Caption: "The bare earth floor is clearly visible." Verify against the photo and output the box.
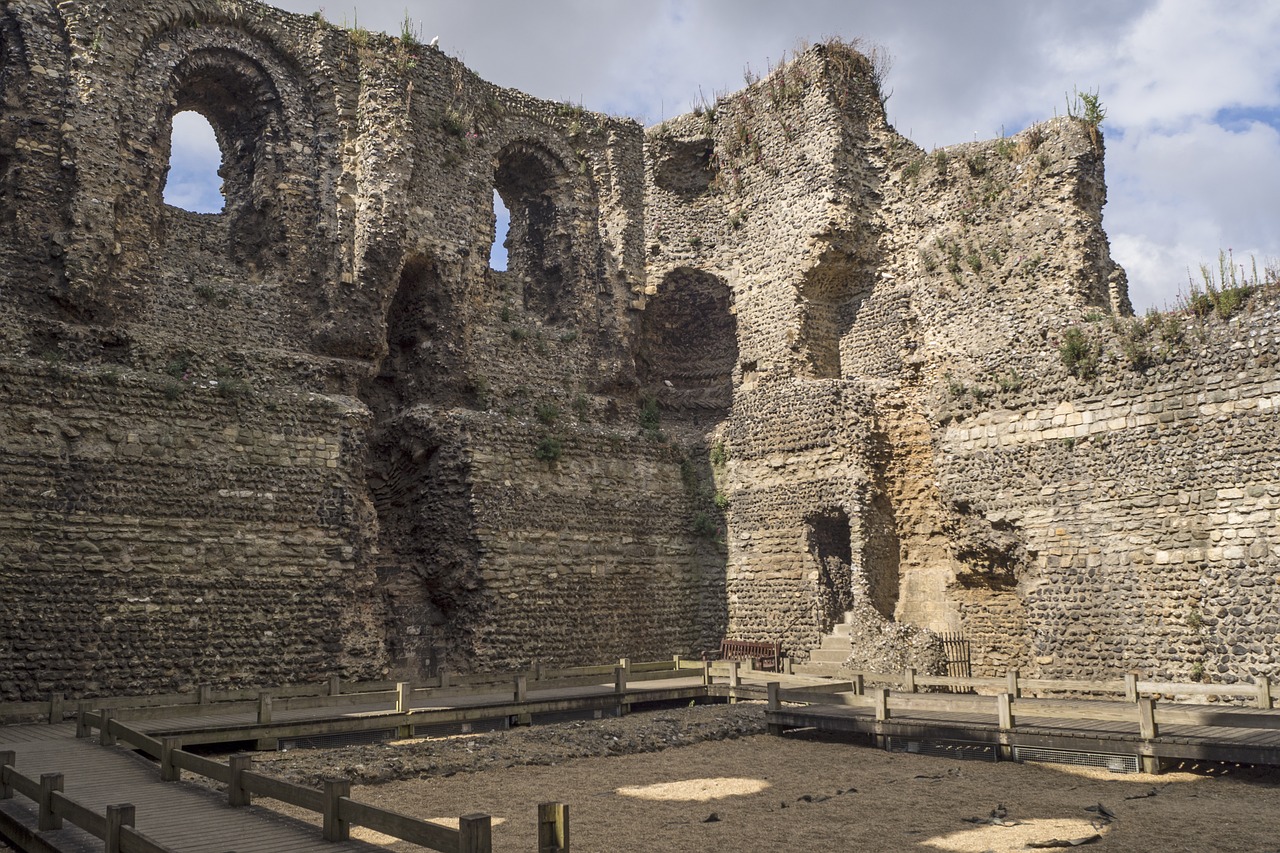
[258,705,1280,853]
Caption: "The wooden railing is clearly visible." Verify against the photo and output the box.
[3,656,709,728]
[0,750,183,853]
[767,669,1280,766]
[797,666,1277,707]
[75,715,575,853]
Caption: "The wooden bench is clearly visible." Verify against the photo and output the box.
[704,639,782,673]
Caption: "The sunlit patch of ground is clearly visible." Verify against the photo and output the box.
[615,777,769,801]
[923,817,1108,852]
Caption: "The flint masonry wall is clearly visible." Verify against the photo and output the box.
[3,0,1278,699]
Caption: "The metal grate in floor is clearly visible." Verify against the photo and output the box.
[1012,745,1139,774]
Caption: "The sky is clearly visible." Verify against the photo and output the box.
[165,0,1280,313]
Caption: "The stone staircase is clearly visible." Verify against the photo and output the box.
[793,612,853,676]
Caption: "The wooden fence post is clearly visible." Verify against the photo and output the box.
[514,674,528,703]
[459,813,493,853]
[874,688,890,722]
[1006,668,1020,698]
[160,737,181,782]
[767,682,780,712]
[257,692,272,725]
[48,692,64,725]
[1137,697,1159,740]
[328,675,342,696]
[0,751,14,799]
[701,660,711,686]
[198,684,211,705]
[997,693,1014,730]
[100,708,117,746]
[672,654,683,671]
[228,754,252,807]
[614,666,629,716]
[538,802,569,853]
[322,778,350,842]
[105,804,135,853]
[38,773,63,831]
[852,673,865,696]
[439,668,450,689]
[1257,676,1273,710]
[1125,672,1139,702]
[396,681,415,738]
[903,667,917,693]
[256,692,277,750]
[618,657,631,674]
[75,702,91,738]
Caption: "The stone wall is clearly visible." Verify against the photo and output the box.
[3,0,1278,699]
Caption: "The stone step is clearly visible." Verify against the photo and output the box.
[818,634,851,651]
[792,661,848,678]
[831,622,852,637]
[808,648,851,664]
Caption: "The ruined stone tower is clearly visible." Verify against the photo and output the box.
[3,0,1278,701]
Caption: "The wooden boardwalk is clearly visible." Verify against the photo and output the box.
[1,663,783,853]
[764,686,1280,771]
[0,724,385,853]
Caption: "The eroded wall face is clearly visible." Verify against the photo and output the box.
[4,0,1278,699]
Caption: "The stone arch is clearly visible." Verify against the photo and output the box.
[492,140,581,326]
[119,23,323,283]
[637,267,737,417]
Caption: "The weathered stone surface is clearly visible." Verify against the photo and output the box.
[1,0,1276,700]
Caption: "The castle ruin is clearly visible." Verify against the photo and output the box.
[2,0,1278,701]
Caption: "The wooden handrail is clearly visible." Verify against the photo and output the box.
[0,752,180,852]
[83,718,502,853]
[771,681,1280,737]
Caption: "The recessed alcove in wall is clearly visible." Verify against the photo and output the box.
[363,253,456,411]
[652,137,716,197]
[863,491,902,621]
[796,260,870,379]
[163,111,224,213]
[637,267,737,415]
[806,509,854,627]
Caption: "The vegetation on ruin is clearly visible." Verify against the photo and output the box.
[1059,326,1100,380]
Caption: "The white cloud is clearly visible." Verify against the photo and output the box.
[164,111,223,213]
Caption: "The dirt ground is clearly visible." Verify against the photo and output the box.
[255,703,1280,853]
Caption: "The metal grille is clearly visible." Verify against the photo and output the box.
[939,632,972,679]
[887,738,998,762]
[1013,745,1139,774]
[280,728,396,750]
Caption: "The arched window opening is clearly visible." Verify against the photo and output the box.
[637,268,737,417]
[493,142,572,324]
[490,189,510,272]
[164,110,224,213]
[160,50,288,264]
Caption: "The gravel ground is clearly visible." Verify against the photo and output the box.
[255,702,766,787]
[246,702,1280,853]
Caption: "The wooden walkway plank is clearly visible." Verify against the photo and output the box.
[0,728,386,853]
